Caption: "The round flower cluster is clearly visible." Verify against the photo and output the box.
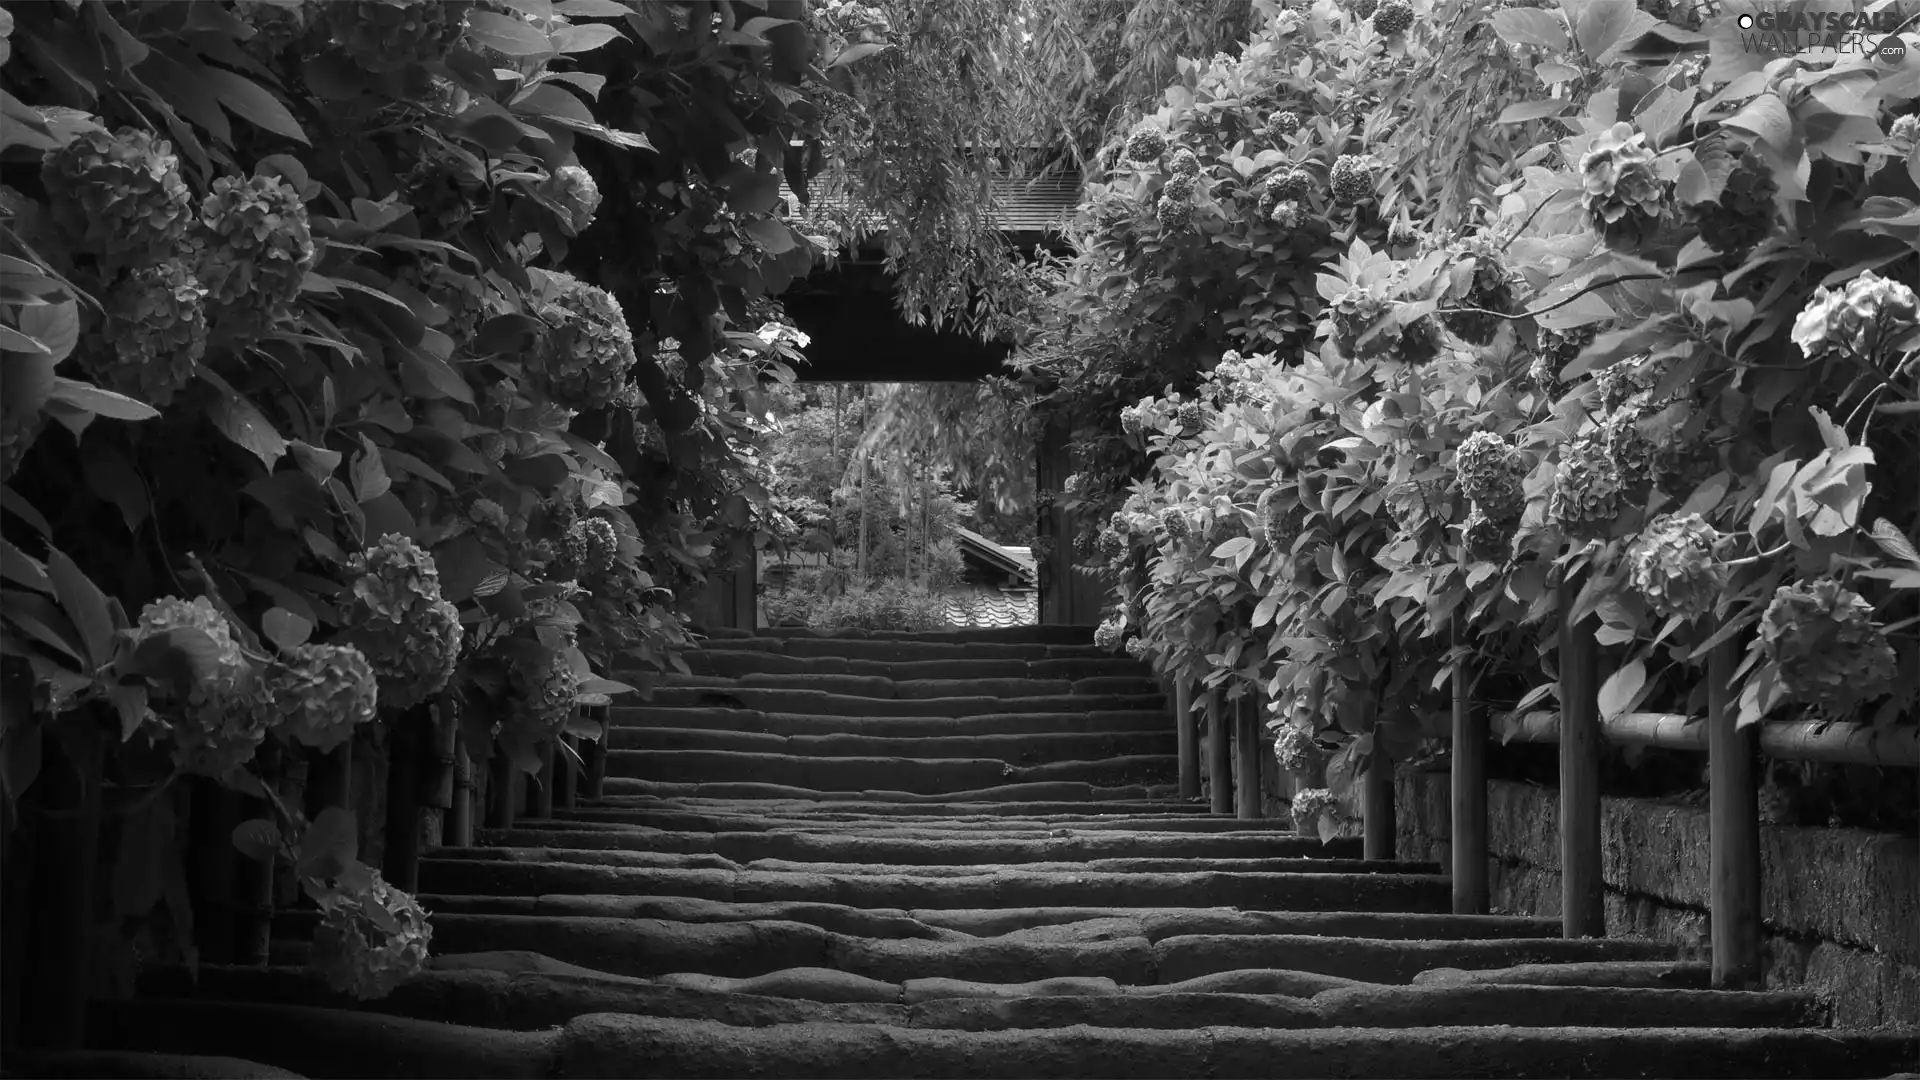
[1269,199,1306,230]
[1261,495,1299,548]
[262,644,379,754]
[339,534,464,710]
[533,273,638,411]
[1454,431,1527,522]
[1625,514,1725,621]
[1329,285,1396,358]
[1267,111,1300,140]
[1685,150,1778,256]
[1372,0,1415,34]
[133,596,268,779]
[1125,123,1167,164]
[1593,353,1672,412]
[1790,270,1919,365]
[1600,408,1659,489]
[1893,114,1920,145]
[193,173,317,334]
[1292,787,1340,827]
[1460,506,1514,562]
[1124,636,1148,659]
[563,516,619,576]
[1157,194,1193,230]
[41,127,194,269]
[1168,148,1201,178]
[84,260,208,408]
[1530,324,1600,393]
[1759,578,1898,711]
[1093,617,1125,651]
[1273,723,1322,773]
[1578,123,1667,245]
[1175,401,1207,431]
[510,643,581,738]
[1329,155,1376,206]
[1096,528,1129,559]
[1442,252,1519,346]
[325,0,473,73]
[309,869,434,1000]
[1159,508,1192,540]
[1266,167,1313,204]
[540,163,601,236]
[1547,435,1623,534]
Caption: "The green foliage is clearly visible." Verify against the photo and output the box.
[1028,0,1920,828]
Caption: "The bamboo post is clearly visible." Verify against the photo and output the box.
[1234,692,1262,819]
[1206,686,1233,814]
[1707,634,1762,988]
[556,734,579,811]
[485,748,517,830]
[447,737,474,849]
[1558,577,1605,938]
[1175,680,1200,799]
[422,701,459,844]
[531,740,557,819]
[383,708,425,894]
[1450,619,1488,913]
[1363,738,1395,860]
[23,718,105,1051]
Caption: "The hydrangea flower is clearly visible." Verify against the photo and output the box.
[309,868,434,1000]
[1759,578,1898,711]
[41,127,194,268]
[132,596,269,778]
[1579,123,1667,241]
[1625,514,1725,621]
[339,534,463,710]
[1790,271,1919,365]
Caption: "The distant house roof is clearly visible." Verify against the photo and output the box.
[952,526,1037,588]
[779,169,1081,240]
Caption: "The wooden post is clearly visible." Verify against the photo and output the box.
[556,734,579,811]
[422,701,458,839]
[1207,686,1233,814]
[1707,634,1762,988]
[1363,738,1395,860]
[1175,681,1200,799]
[1558,577,1605,938]
[531,740,557,819]
[485,751,518,830]
[1234,692,1262,819]
[582,709,608,800]
[383,709,424,894]
[447,737,474,849]
[1450,619,1488,913]
[22,718,105,1051]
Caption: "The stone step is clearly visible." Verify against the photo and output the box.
[647,672,1162,699]
[605,726,1177,762]
[682,649,1149,682]
[415,860,1452,911]
[553,806,1295,828]
[701,638,1119,662]
[1413,960,1717,990]
[633,688,1166,717]
[414,916,1668,986]
[609,706,1173,737]
[475,828,1348,863]
[593,777,1185,803]
[92,999,1920,1080]
[439,846,1433,879]
[606,749,1179,793]
[408,896,1562,944]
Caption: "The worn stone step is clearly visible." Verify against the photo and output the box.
[593,777,1184,803]
[634,688,1166,717]
[555,805,1297,828]
[92,999,1920,1080]
[476,828,1347,863]
[416,861,1450,911]
[647,672,1162,699]
[1412,960,1716,990]
[442,846,1431,879]
[409,896,1561,945]
[701,637,1119,662]
[682,649,1149,681]
[605,726,1177,762]
[611,706,1173,737]
[606,749,1178,793]
[413,917,1635,986]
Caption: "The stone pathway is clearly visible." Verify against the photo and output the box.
[97,626,1918,1078]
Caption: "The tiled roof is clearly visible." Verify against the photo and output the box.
[780,170,1081,236]
[940,589,1038,629]
[952,526,1038,587]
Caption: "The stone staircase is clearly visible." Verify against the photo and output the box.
[97,626,1919,1078]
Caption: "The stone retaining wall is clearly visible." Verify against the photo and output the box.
[1395,765,1920,1028]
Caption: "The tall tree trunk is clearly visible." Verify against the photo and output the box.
[921,455,931,589]
[832,383,843,568]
